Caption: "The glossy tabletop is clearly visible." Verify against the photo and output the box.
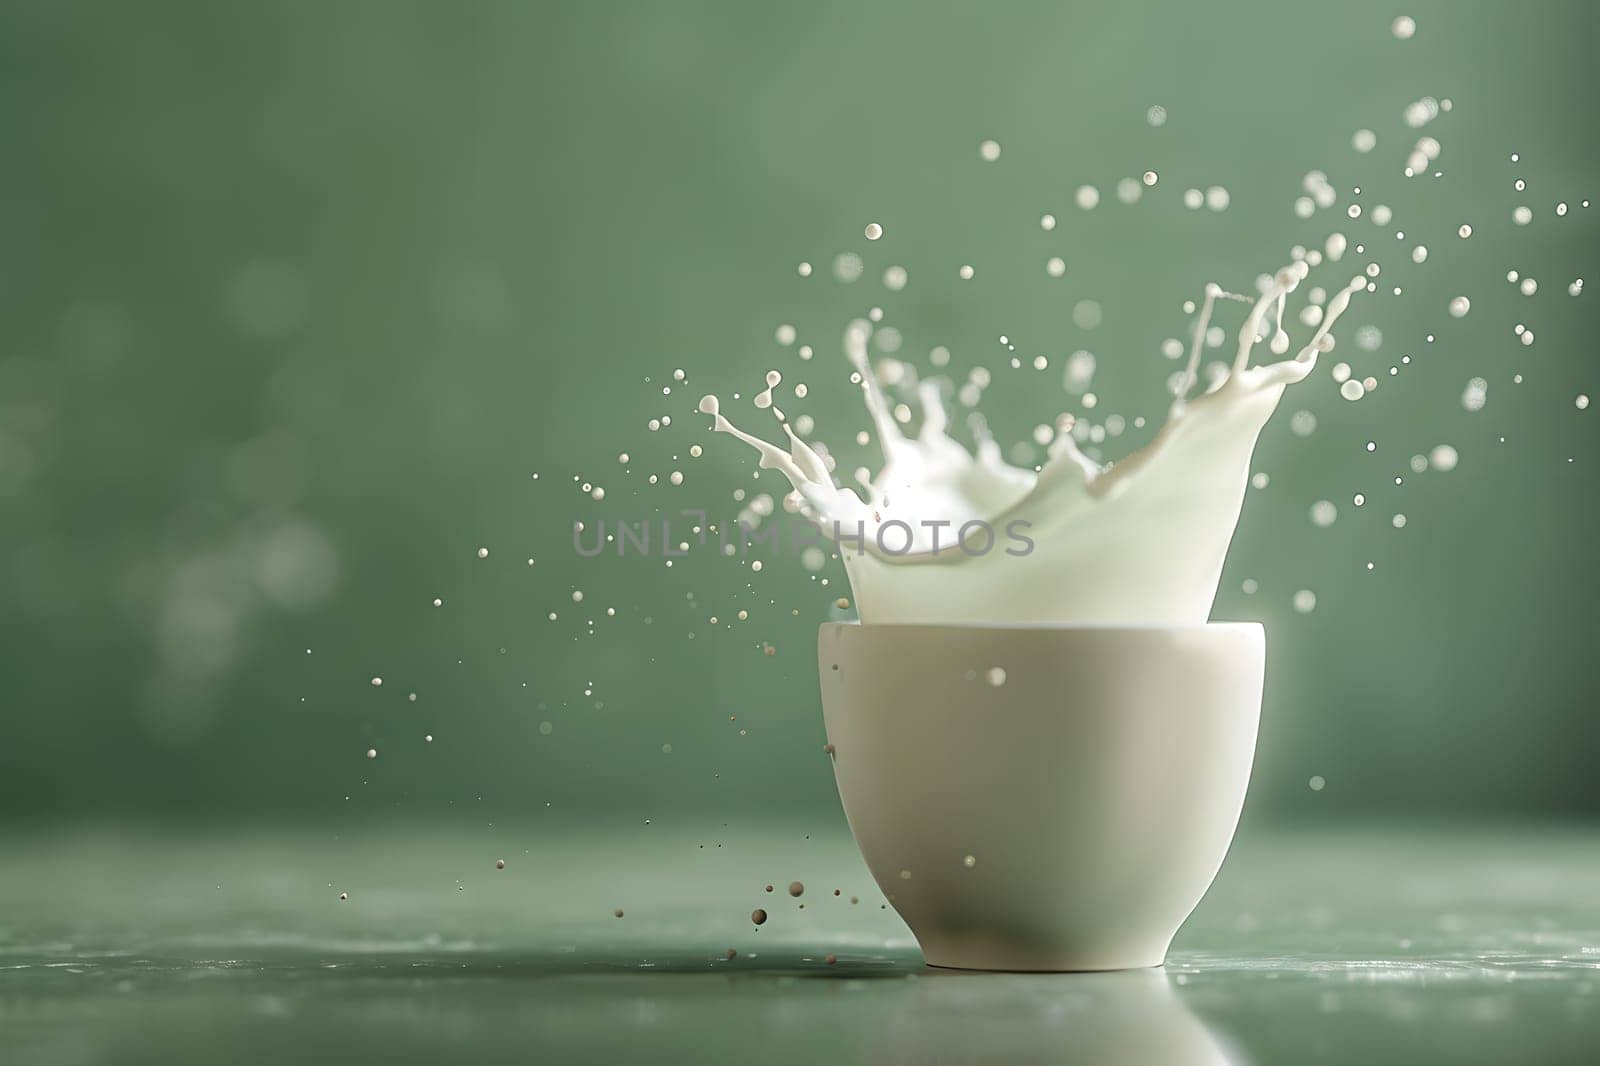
[2,821,1596,1064]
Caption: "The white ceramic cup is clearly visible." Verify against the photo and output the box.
[818,621,1264,972]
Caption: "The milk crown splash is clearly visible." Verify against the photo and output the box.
[700,260,1364,625]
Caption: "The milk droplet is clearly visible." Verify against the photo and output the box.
[1340,379,1366,401]
[1403,97,1439,128]
[833,252,864,283]
[1146,105,1167,126]
[1075,185,1100,210]
[979,139,1001,162]
[1352,129,1377,153]
[1448,296,1471,318]
[1461,377,1488,412]
[1392,15,1416,39]
[958,264,975,280]
[1457,224,1473,238]
[864,222,883,241]
[366,748,377,759]
[883,265,907,291]
[1046,257,1066,278]
[477,547,489,559]
[1513,206,1532,226]
[1412,245,1428,263]
[1040,213,1056,231]
[1577,394,1591,410]
[1309,775,1327,791]
[985,666,1007,687]
[1429,444,1460,471]
[1293,590,1318,614]
[1310,500,1338,527]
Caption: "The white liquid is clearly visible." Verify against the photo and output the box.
[699,260,1365,625]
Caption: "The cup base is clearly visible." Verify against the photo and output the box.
[925,960,1166,975]
[919,932,1172,973]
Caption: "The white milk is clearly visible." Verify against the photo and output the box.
[699,261,1366,625]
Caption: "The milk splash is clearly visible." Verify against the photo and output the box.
[699,262,1366,625]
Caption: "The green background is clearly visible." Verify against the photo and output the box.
[1,0,1596,827]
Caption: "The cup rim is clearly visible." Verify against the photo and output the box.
[820,620,1263,634]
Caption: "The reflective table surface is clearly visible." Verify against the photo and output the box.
[2,821,1596,1064]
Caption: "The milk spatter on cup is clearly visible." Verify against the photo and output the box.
[699,260,1366,626]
